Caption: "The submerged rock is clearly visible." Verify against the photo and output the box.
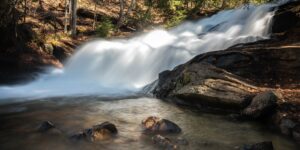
[279,118,296,136]
[241,91,278,119]
[70,121,118,142]
[242,141,274,150]
[175,137,189,145]
[70,132,86,141]
[38,121,55,132]
[142,116,181,134]
[85,121,118,141]
[152,135,178,150]
[37,121,62,135]
[292,125,300,144]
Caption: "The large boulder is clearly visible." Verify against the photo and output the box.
[142,116,182,134]
[153,62,257,110]
[241,91,278,119]
[271,1,300,34]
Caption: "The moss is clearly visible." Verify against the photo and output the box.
[182,72,191,85]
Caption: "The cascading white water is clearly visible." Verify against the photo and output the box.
[0,2,279,100]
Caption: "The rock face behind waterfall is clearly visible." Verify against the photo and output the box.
[153,1,300,108]
[153,1,300,144]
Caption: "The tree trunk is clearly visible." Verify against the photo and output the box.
[24,0,27,23]
[71,0,77,37]
[93,3,97,30]
[64,0,69,33]
[0,0,19,48]
[39,0,44,10]
[117,0,124,29]
[125,0,136,19]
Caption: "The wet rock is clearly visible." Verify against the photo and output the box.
[142,116,181,134]
[37,121,62,135]
[153,63,257,111]
[70,121,118,142]
[175,137,189,145]
[292,125,300,144]
[271,1,300,34]
[85,121,118,141]
[241,91,278,119]
[242,141,274,150]
[70,132,86,141]
[152,134,178,150]
[229,114,245,121]
[38,121,55,132]
[279,118,296,136]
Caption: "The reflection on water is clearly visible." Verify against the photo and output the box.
[0,97,297,150]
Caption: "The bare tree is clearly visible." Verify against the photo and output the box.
[117,0,125,28]
[93,2,97,29]
[126,0,136,16]
[70,0,77,37]
[64,0,69,33]
[23,0,27,22]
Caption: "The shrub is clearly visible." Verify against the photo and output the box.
[165,9,187,28]
[96,17,115,38]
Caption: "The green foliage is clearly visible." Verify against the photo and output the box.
[136,9,152,25]
[126,7,152,30]
[142,0,272,29]
[165,9,187,28]
[96,17,115,38]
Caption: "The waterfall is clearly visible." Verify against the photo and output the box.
[0,2,279,100]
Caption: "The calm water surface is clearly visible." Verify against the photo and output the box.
[0,97,298,150]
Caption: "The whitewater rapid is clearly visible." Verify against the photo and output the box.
[0,3,278,100]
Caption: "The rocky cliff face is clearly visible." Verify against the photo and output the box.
[154,1,300,107]
[153,0,300,144]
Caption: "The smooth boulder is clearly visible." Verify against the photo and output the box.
[153,63,257,110]
[70,121,118,142]
[37,121,62,135]
[142,116,182,134]
[241,91,278,119]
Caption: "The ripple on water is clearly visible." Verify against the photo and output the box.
[0,97,298,150]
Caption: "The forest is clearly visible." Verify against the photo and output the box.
[0,0,299,150]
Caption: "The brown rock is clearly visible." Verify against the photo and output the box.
[142,116,181,134]
[70,121,118,142]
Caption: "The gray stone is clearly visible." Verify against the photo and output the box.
[241,91,278,119]
[153,63,257,110]
[279,118,296,136]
